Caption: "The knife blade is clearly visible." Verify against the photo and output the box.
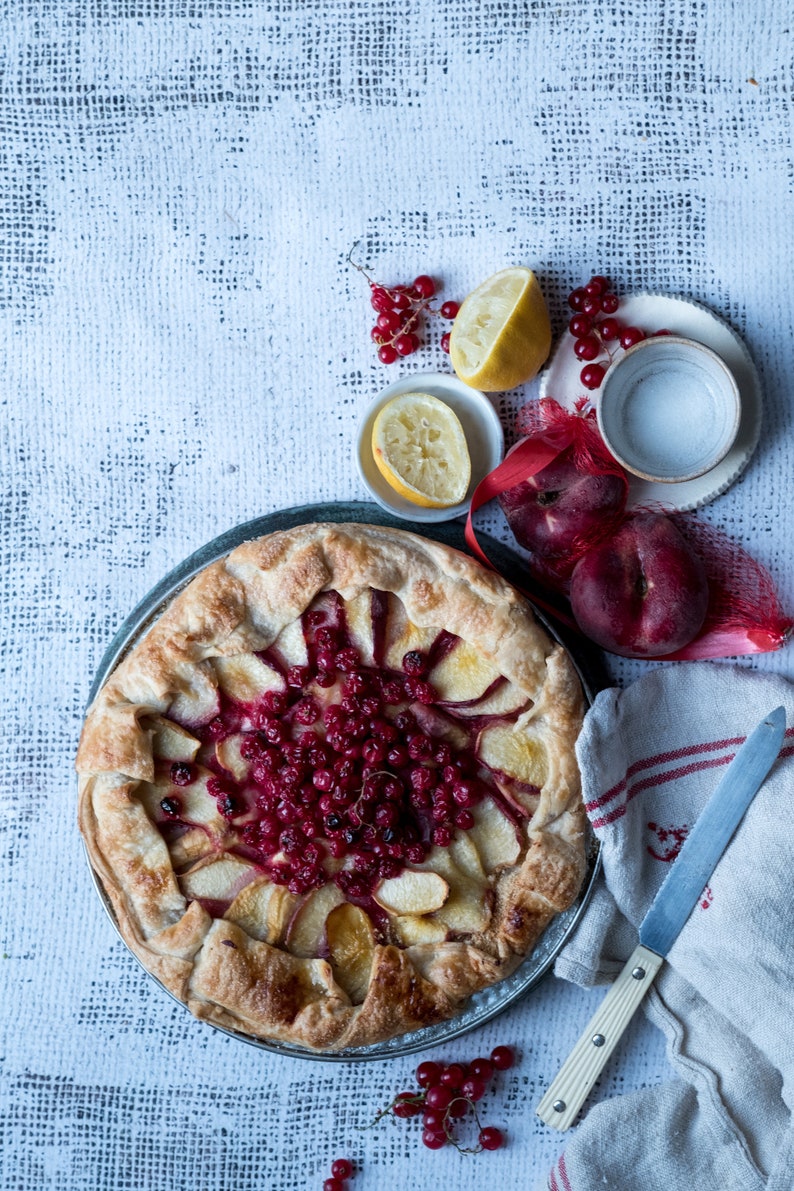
[536,705,786,1131]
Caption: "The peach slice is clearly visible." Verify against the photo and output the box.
[417,846,490,934]
[476,723,549,787]
[428,639,503,704]
[344,591,377,665]
[215,733,249,783]
[374,869,449,915]
[392,914,449,946]
[212,653,286,704]
[145,716,201,762]
[326,902,376,1003]
[469,798,522,871]
[448,832,486,883]
[410,703,469,750]
[169,827,214,870]
[168,664,220,727]
[284,882,345,957]
[269,618,309,669]
[224,880,298,944]
[179,855,257,904]
[449,681,530,719]
[138,765,229,842]
[383,601,440,670]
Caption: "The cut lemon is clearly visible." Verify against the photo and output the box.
[371,392,471,509]
[449,266,552,392]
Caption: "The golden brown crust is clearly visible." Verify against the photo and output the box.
[77,522,586,1050]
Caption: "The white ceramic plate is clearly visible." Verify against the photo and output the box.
[539,293,763,512]
[356,371,504,522]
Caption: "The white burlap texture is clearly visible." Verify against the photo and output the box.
[1,2,793,1188]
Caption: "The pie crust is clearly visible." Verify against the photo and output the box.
[77,522,586,1050]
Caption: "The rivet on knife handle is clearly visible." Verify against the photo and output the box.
[535,943,663,1131]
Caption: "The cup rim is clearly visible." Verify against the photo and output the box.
[597,335,742,484]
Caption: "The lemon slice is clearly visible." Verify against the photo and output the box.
[371,392,472,509]
[449,266,552,392]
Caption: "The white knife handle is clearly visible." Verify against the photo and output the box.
[536,943,663,1131]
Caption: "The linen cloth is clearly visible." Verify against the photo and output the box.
[2,1,794,1189]
[545,663,794,1191]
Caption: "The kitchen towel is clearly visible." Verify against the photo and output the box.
[543,662,794,1191]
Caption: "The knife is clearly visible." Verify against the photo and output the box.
[536,705,786,1131]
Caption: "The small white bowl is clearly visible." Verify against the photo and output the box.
[597,336,741,484]
[356,371,504,522]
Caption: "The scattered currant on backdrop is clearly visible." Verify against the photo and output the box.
[567,275,671,391]
[368,1045,514,1154]
[322,1156,355,1190]
[348,246,460,362]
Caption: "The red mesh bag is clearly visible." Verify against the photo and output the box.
[465,398,792,660]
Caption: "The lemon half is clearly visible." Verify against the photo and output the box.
[372,392,471,509]
[449,266,552,392]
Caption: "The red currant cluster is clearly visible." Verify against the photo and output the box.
[348,247,460,363]
[371,1045,514,1153]
[567,275,669,391]
[322,1157,354,1191]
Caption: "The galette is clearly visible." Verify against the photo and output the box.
[77,522,587,1050]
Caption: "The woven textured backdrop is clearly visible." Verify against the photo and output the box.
[1,2,792,1188]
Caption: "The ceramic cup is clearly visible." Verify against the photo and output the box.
[597,336,741,484]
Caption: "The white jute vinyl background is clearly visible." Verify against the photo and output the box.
[1,2,792,1188]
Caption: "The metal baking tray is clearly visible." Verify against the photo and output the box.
[83,501,603,1061]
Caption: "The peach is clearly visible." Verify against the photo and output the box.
[569,513,709,657]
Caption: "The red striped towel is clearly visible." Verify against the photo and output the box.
[542,663,794,1191]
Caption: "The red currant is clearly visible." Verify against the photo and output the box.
[393,1092,422,1118]
[425,1084,453,1110]
[567,287,587,311]
[378,344,398,365]
[395,333,418,356]
[440,300,460,319]
[568,314,592,337]
[574,335,600,361]
[422,1106,446,1130]
[440,1062,466,1089]
[652,328,672,336]
[422,1129,447,1150]
[331,1159,353,1180]
[370,286,393,313]
[586,274,608,295]
[620,326,645,349]
[580,363,606,390]
[413,274,436,298]
[490,1044,515,1070]
[599,316,622,341]
[440,331,451,353]
[392,290,411,312]
[461,1076,487,1102]
[479,1126,505,1151]
[600,291,619,313]
[469,1056,494,1081]
[416,1060,442,1088]
[581,294,601,317]
[377,310,402,334]
[370,326,386,343]
[323,1179,345,1191]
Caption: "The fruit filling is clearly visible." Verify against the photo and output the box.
[139,588,548,958]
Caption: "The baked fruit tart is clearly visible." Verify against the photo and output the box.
[77,522,587,1050]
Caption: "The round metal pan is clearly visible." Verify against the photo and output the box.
[83,501,603,1061]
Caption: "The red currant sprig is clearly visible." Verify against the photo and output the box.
[567,275,651,391]
[368,1046,513,1154]
[322,1157,354,1191]
[348,245,460,363]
